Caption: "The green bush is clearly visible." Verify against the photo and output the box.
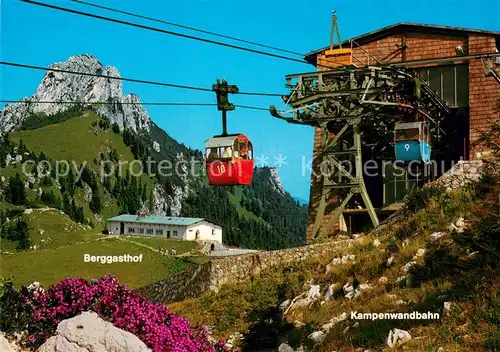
[409,245,460,287]
[402,186,446,214]
[394,217,419,240]
[0,278,34,333]
[483,329,500,351]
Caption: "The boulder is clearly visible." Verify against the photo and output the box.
[279,299,291,311]
[415,248,426,257]
[37,311,150,352]
[343,282,354,295]
[401,261,416,273]
[386,256,395,266]
[323,282,340,302]
[395,276,406,284]
[357,284,372,292]
[1,334,15,352]
[278,343,295,352]
[284,285,321,316]
[443,301,453,318]
[345,291,356,300]
[429,232,445,243]
[308,330,325,344]
[306,285,321,301]
[378,276,388,284]
[322,312,348,333]
[386,328,411,348]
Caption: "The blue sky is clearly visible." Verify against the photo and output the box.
[1,0,499,200]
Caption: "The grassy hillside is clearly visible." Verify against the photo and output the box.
[0,209,93,252]
[124,236,198,254]
[0,237,193,289]
[10,111,135,165]
[170,169,500,351]
[22,208,93,251]
[1,110,155,231]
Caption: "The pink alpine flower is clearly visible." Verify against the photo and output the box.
[22,275,231,351]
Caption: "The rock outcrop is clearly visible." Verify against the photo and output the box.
[152,183,183,217]
[269,167,285,195]
[36,311,150,352]
[0,54,151,134]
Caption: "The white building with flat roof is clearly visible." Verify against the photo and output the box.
[107,214,223,244]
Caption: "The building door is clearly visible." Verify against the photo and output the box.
[120,223,124,235]
[196,230,200,240]
[167,230,171,239]
[210,243,215,252]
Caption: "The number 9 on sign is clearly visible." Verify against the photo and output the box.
[404,144,410,151]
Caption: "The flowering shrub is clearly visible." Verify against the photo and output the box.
[22,275,229,351]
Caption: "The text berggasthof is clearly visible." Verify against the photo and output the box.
[83,254,143,264]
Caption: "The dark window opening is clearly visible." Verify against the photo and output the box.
[395,128,419,140]
[411,64,468,107]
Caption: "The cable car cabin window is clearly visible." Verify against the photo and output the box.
[395,128,419,140]
[237,139,251,160]
[221,146,232,159]
[206,148,219,161]
[247,145,253,160]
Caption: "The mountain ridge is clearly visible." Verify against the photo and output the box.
[0,54,151,135]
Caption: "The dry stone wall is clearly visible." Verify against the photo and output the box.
[136,240,346,305]
[433,160,484,191]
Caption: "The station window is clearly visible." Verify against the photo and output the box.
[138,228,144,234]
[173,230,178,237]
[156,229,163,235]
[146,228,153,235]
[412,64,468,107]
[128,227,135,234]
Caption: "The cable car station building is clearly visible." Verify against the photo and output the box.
[272,23,499,241]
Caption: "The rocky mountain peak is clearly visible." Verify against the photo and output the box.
[0,54,151,134]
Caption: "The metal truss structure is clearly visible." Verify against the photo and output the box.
[270,66,451,239]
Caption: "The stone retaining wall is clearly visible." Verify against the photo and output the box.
[136,240,346,304]
[433,160,484,191]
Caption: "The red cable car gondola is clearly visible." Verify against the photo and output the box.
[205,79,254,186]
[205,133,254,185]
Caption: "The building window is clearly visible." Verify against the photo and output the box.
[412,64,468,107]
[212,229,216,235]
[156,229,163,235]
[138,228,145,234]
[128,227,135,234]
[173,230,178,237]
[146,228,153,235]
